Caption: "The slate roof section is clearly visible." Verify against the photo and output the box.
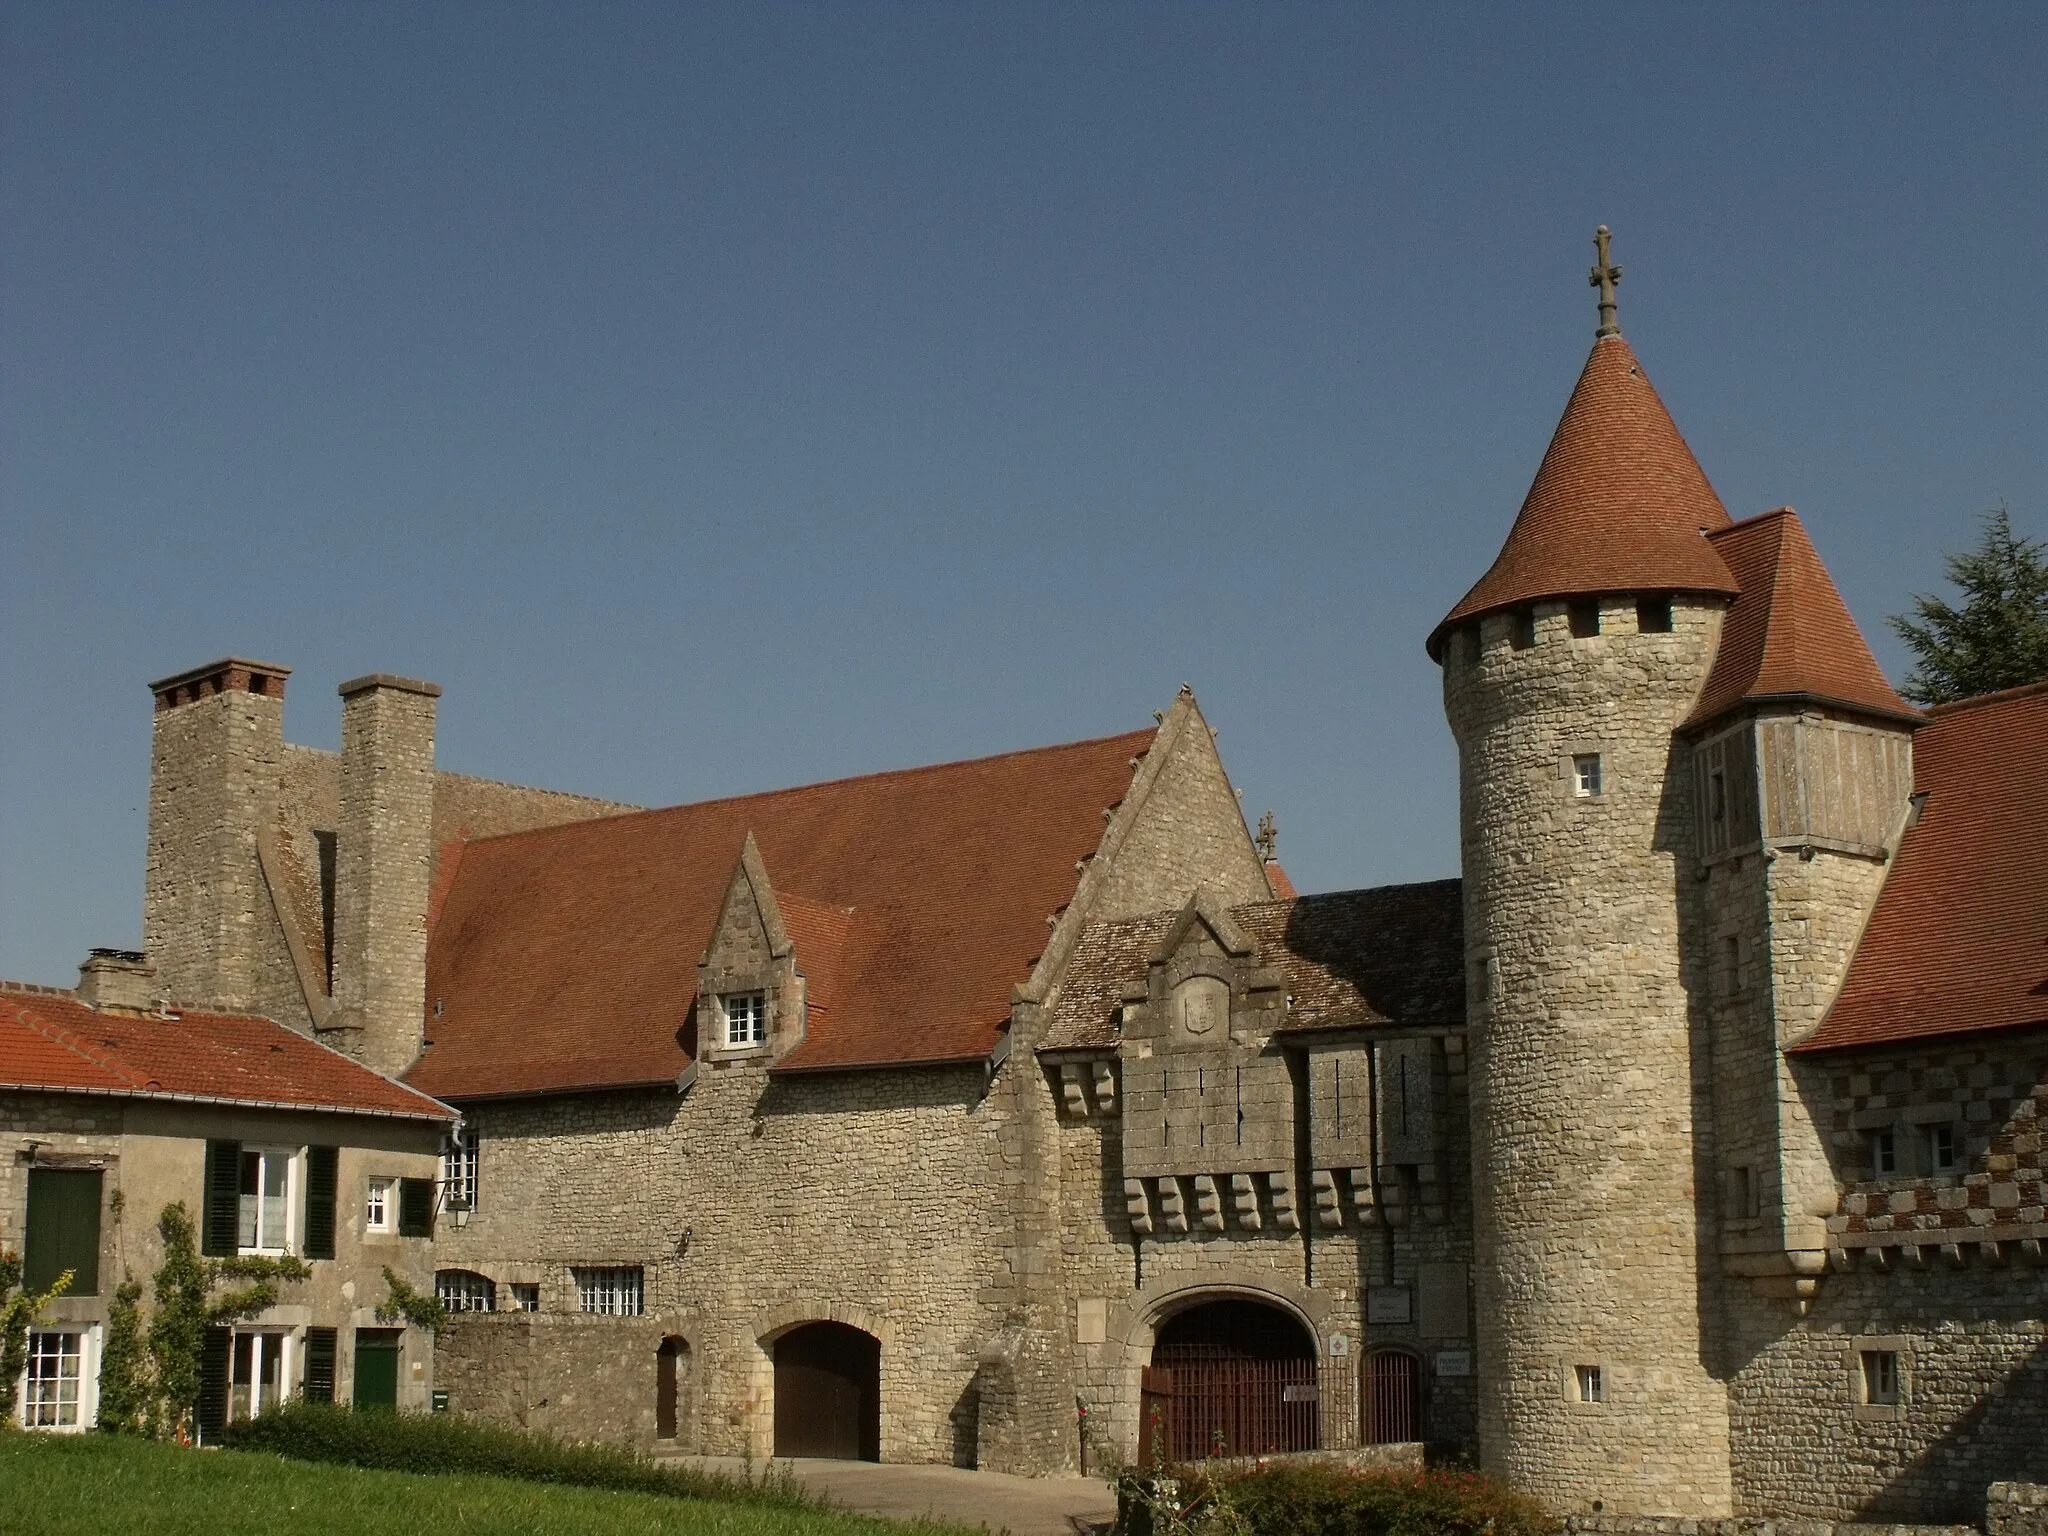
[1685,508,1918,730]
[409,728,1156,1098]
[1796,682,2048,1053]
[0,983,455,1121]
[1430,334,1738,658]
[1041,881,1465,1051]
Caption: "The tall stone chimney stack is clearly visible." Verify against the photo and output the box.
[328,673,441,1076]
[144,658,291,1014]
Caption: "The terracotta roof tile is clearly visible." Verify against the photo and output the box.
[1430,335,1737,658]
[409,728,1154,1098]
[1263,863,1298,900]
[0,984,454,1120]
[1796,682,2048,1053]
[1685,508,1918,730]
[1042,882,1464,1051]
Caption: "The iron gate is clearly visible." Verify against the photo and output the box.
[1142,1299,1320,1464]
[1362,1348,1421,1444]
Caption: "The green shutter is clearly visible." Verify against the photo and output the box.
[397,1177,434,1238]
[303,1327,338,1403]
[24,1168,102,1297]
[195,1327,232,1443]
[303,1146,338,1260]
[202,1141,242,1257]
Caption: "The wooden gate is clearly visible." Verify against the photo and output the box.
[1361,1348,1421,1444]
[773,1322,880,1461]
[1142,1299,1319,1465]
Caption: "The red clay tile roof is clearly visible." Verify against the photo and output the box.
[1042,882,1464,1051]
[0,983,454,1120]
[1429,334,1738,658]
[409,728,1155,1098]
[1263,863,1298,900]
[1684,508,1918,730]
[1796,682,2048,1053]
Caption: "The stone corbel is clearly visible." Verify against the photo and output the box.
[1091,1061,1117,1115]
[1192,1175,1225,1232]
[1349,1168,1380,1225]
[1157,1177,1188,1234]
[1230,1174,1262,1231]
[1311,1170,1342,1229]
[1059,1062,1089,1117]
[1269,1170,1299,1232]
[1124,1178,1153,1235]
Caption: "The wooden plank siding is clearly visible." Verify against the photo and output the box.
[1696,713,1911,864]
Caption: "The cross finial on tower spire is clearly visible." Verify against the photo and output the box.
[1590,225,1623,338]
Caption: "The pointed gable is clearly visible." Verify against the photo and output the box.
[410,727,1153,1097]
[1684,508,1917,730]
[1430,334,1738,658]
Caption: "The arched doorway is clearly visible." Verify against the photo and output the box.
[773,1322,880,1461]
[1142,1297,1318,1464]
[1361,1347,1422,1444]
[656,1336,691,1442]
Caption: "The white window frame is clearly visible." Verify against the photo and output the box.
[1572,754,1604,798]
[365,1176,395,1234]
[1848,1335,1911,1421]
[228,1328,296,1424]
[1923,1123,1959,1176]
[574,1266,645,1316]
[16,1326,100,1432]
[508,1282,541,1313]
[441,1127,479,1213]
[1568,1362,1606,1405]
[239,1146,299,1256]
[436,1270,496,1313]
[722,992,766,1049]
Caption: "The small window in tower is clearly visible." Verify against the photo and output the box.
[1923,1123,1958,1175]
[1568,599,1601,638]
[1861,1350,1900,1406]
[1572,754,1603,797]
[1870,1127,1899,1178]
[1637,596,1674,633]
[1573,1364,1605,1403]
[1510,609,1536,650]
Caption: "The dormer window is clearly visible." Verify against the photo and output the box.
[723,992,766,1048]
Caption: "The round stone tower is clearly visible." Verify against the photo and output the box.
[1429,232,1738,1514]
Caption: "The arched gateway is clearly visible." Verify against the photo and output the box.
[1140,1297,1318,1464]
[773,1321,880,1461]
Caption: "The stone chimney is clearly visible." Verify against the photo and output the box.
[327,673,440,1077]
[76,950,161,1013]
[144,658,291,1014]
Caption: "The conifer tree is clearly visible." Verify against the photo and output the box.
[1889,507,2048,706]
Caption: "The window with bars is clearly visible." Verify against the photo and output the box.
[574,1266,644,1316]
[723,992,766,1048]
[441,1128,479,1212]
[436,1270,496,1313]
[509,1283,541,1313]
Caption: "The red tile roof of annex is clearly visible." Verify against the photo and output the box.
[0,984,454,1120]
[1429,334,1738,658]
[1797,681,2048,1053]
[408,727,1156,1099]
[1685,508,1917,730]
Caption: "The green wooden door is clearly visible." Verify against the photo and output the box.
[25,1168,101,1296]
[352,1330,402,1410]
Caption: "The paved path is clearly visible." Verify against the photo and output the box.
[667,1456,1118,1536]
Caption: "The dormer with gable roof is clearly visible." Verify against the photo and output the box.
[695,833,806,1064]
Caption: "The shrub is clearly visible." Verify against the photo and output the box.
[222,1401,821,1510]
[1118,1461,1554,1536]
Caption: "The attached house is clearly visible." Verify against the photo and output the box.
[2,951,456,1433]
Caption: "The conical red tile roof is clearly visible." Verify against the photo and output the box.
[1429,334,1738,657]
[1684,508,1918,730]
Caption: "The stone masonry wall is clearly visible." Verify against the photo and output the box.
[1444,594,1734,1514]
[437,1314,674,1445]
[429,1063,1007,1463]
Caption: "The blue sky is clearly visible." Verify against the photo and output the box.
[3,3,2043,985]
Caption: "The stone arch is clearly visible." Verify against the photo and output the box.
[1360,1343,1425,1445]
[746,1303,895,1462]
[656,1333,694,1445]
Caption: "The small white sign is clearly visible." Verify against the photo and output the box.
[1282,1383,1320,1403]
[1328,1333,1350,1357]
[1435,1349,1472,1378]
[1367,1285,1412,1325]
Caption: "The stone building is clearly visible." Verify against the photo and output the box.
[9,234,2044,1521]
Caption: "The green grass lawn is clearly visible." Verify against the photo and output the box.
[0,1432,968,1536]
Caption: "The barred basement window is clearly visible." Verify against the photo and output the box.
[436,1270,496,1313]
[575,1266,644,1316]
[441,1127,479,1212]
[723,992,766,1048]
[509,1283,541,1313]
